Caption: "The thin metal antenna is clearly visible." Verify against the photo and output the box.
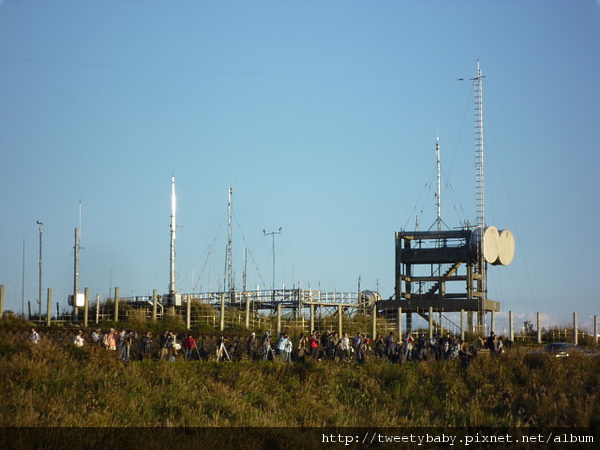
[263,227,283,296]
[226,187,234,294]
[78,200,82,239]
[73,226,79,315]
[72,200,83,316]
[21,235,25,316]
[37,220,43,317]
[243,247,248,293]
[435,135,442,232]
[169,176,177,295]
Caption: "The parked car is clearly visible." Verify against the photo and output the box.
[544,343,594,357]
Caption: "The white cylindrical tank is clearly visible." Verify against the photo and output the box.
[493,229,515,266]
[470,226,500,264]
[359,290,381,308]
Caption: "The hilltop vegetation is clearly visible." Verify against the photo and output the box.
[1,320,599,428]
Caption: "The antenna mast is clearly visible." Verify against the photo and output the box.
[473,61,488,309]
[243,247,248,293]
[73,201,82,316]
[37,220,43,317]
[435,136,442,232]
[474,61,485,228]
[169,176,177,295]
[226,187,234,295]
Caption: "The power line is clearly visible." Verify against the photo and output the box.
[0,56,466,81]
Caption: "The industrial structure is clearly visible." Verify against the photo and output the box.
[379,225,514,332]
[377,62,515,333]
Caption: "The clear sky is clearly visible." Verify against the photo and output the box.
[1,1,599,329]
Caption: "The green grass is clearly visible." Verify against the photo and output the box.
[1,323,599,427]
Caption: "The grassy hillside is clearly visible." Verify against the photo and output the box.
[1,321,599,428]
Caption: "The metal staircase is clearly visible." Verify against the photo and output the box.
[423,262,462,298]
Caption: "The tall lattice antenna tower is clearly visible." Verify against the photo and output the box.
[472,61,488,307]
[226,187,234,294]
[473,61,485,228]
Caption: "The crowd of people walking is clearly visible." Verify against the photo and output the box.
[27,326,508,364]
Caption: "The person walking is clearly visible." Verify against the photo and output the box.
[139,332,153,360]
[355,333,366,364]
[403,332,414,361]
[122,330,135,361]
[29,328,40,345]
[340,332,351,363]
[107,328,117,351]
[262,332,272,361]
[182,333,197,361]
[384,332,395,361]
[73,331,84,347]
[282,334,292,363]
[247,332,257,361]
[296,333,308,363]
[309,331,319,361]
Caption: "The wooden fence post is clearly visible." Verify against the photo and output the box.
[152,290,158,322]
[397,307,402,341]
[371,303,377,340]
[114,287,120,323]
[83,287,89,328]
[46,288,52,326]
[95,293,100,325]
[186,295,191,330]
[429,306,434,338]
[276,303,282,337]
[0,285,4,319]
[245,293,251,330]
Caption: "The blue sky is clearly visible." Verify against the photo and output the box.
[1,1,599,329]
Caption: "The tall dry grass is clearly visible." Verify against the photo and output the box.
[1,323,599,427]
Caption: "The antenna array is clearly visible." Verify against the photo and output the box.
[473,62,485,228]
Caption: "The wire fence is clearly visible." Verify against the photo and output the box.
[2,284,597,344]
[14,304,598,347]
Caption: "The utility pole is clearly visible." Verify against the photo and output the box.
[37,221,43,318]
[263,228,283,297]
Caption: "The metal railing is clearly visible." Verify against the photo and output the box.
[2,284,598,344]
